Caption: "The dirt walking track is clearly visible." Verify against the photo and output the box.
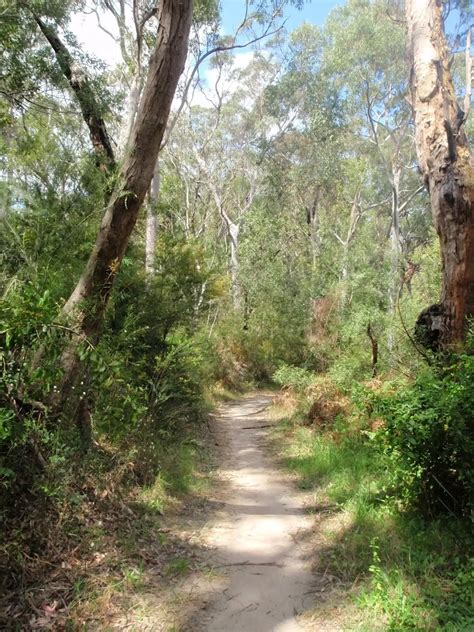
[109,393,328,631]
[185,393,316,631]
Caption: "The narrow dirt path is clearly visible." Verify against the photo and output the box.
[187,393,316,631]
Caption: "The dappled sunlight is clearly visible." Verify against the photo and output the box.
[2,0,472,627]
[174,395,320,631]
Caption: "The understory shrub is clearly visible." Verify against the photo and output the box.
[368,353,474,517]
[273,363,315,391]
[275,373,473,631]
[273,366,352,432]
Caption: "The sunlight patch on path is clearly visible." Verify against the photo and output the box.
[185,394,316,631]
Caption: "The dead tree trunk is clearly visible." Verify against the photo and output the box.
[60,0,193,385]
[406,0,474,347]
[367,321,378,377]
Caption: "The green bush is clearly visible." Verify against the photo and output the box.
[370,355,474,517]
[273,363,315,391]
[0,284,60,452]
[0,233,214,491]
[85,238,212,440]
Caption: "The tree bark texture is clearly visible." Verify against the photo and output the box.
[62,0,192,346]
[406,0,474,346]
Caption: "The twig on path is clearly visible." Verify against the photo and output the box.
[214,561,284,568]
[247,407,269,415]
[241,424,273,430]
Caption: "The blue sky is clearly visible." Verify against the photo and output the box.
[286,0,344,29]
[186,0,344,105]
[221,0,343,33]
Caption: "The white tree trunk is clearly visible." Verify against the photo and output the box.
[387,167,401,354]
[338,191,361,308]
[228,220,241,308]
[119,73,143,154]
[145,159,160,276]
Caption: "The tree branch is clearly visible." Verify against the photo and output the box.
[398,184,425,214]
[332,231,346,246]
[30,12,116,173]
[162,23,285,148]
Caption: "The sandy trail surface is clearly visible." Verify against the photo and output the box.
[190,393,315,631]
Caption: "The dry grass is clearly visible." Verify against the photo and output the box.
[305,376,351,429]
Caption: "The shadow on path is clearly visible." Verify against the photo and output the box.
[180,394,317,632]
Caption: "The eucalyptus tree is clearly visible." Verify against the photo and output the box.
[8,0,193,405]
[321,0,429,306]
[165,53,277,309]
[406,0,473,347]
[264,23,344,265]
[251,1,436,375]
[92,0,292,276]
[0,0,113,288]
[90,0,220,274]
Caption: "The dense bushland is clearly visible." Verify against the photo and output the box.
[0,230,216,623]
[1,0,473,627]
[368,351,474,518]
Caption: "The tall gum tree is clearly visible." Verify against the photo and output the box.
[406,0,474,347]
[60,0,193,382]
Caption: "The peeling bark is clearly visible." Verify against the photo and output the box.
[406,0,474,347]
